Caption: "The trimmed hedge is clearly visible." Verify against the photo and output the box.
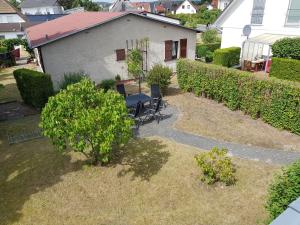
[213,47,241,67]
[272,38,300,60]
[270,57,300,82]
[177,59,300,134]
[196,42,221,59]
[13,69,54,109]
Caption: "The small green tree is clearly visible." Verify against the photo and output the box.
[202,29,221,44]
[147,64,172,94]
[127,48,143,92]
[40,78,133,165]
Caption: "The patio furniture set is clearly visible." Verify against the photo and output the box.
[116,83,165,129]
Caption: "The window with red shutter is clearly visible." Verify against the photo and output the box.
[116,49,126,61]
[180,39,187,58]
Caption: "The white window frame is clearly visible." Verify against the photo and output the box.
[250,0,266,25]
[285,0,300,26]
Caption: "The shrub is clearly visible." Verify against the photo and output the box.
[59,71,88,90]
[115,74,121,82]
[196,45,209,58]
[40,79,133,165]
[213,47,241,67]
[147,64,172,94]
[0,47,7,53]
[272,38,300,60]
[270,57,300,82]
[266,159,300,221]
[196,43,221,62]
[205,51,214,63]
[202,29,221,44]
[195,147,236,185]
[99,79,116,92]
[13,69,54,109]
[177,59,300,134]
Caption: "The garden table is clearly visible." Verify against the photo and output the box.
[126,93,152,108]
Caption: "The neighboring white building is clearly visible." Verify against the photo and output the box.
[175,0,197,14]
[215,0,300,49]
[217,0,232,11]
[0,0,29,39]
[20,0,64,15]
[26,12,197,89]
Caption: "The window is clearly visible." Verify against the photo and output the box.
[180,39,187,58]
[187,5,190,9]
[182,5,185,9]
[0,35,5,40]
[286,0,300,26]
[116,49,126,61]
[251,0,266,25]
[17,34,23,39]
[165,40,178,61]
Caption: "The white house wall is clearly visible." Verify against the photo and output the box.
[0,14,24,23]
[21,6,64,15]
[176,0,196,14]
[219,0,300,48]
[218,0,231,11]
[40,14,196,89]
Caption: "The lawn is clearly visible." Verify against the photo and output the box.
[0,116,278,225]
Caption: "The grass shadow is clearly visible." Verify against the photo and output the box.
[0,137,86,225]
[111,138,170,181]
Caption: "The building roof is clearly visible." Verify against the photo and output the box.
[26,12,197,48]
[0,21,38,32]
[270,198,300,225]
[109,0,139,12]
[0,0,17,13]
[213,0,237,27]
[26,14,66,22]
[131,2,151,12]
[20,0,59,8]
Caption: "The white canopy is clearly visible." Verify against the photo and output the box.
[245,33,297,45]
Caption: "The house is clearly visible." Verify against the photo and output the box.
[0,0,34,39]
[131,2,151,12]
[20,0,64,15]
[214,0,300,62]
[25,12,197,89]
[211,0,232,11]
[175,0,197,14]
[109,0,139,12]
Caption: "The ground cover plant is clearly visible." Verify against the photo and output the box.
[40,78,133,165]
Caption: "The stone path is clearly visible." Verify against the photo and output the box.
[136,106,300,165]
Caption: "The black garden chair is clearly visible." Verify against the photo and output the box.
[150,84,166,108]
[128,101,143,129]
[116,83,127,98]
[143,98,162,124]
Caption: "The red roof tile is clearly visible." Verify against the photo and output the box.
[26,12,126,48]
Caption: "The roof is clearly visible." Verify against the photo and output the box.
[270,198,300,225]
[26,14,66,22]
[20,0,59,8]
[175,0,197,11]
[0,0,17,13]
[214,0,237,27]
[0,21,38,32]
[246,33,298,45]
[109,0,139,12]
[26,12,197,48]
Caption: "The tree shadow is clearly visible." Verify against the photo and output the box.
[111,138,170,181]
[0,137,86,225]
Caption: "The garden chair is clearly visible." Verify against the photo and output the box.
[143,98,162,124]
[150,84,166,108]
[116,83,127,98]
[128,101,143,129]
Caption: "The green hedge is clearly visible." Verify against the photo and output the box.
[272,38,300,60]
[270,57,300,82]
[196,42,221,59]
[13,69,54,109]
[213,47,241,67]
[0,46,7,53]
[177,59,300,134]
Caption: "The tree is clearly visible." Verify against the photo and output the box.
[201,29,221,44]
[9,0,20,8]
[58,0,100,11]
[127,48,143,93]
[40,78,133,165]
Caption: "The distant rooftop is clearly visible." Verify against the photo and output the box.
[20,0,59,8]
[0,0,17,14]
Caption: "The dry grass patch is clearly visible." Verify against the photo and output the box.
[0,116,278,225]
[165,77,300,151]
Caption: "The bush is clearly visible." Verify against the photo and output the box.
[205,51,214,63]
[196,43,221,62]
[98,79,116,92]
[59,71,88,90]
[13,69,54,109]
[115,74,121,82]
[270,57,300,82]
[40,78,133,165]
[266,159,300,221]
[272,38,300,60]
[202,29,220,44]
[147,64,172,94]
[213,47,241,67]
[195,147,236,185]
[177,59,300,134]
[0,47,7,53]
[196,45,209,58]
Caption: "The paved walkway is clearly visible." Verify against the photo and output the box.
[136,106,300,165]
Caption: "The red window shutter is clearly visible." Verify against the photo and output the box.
[180,39,187,58]
[116,49,126,61]
[165,40,173,61]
